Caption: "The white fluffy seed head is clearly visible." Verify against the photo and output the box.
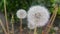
[16,9,27,19]
[27,5,50,29]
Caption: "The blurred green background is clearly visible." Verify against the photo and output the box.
[0,0,60,19]
[0,0,60,26]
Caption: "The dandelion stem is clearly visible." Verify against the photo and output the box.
[20,18,23,34]
[12,24,14,34]
[4,0,9,34]
[34,27,37,34]
[11,15,14,34]
[0,19,7,34]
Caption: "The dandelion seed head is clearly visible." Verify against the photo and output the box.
[16,9,27,19]
[27,5,50,29]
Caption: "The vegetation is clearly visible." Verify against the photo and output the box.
[0,0,60,34]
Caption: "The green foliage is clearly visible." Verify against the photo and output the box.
[0,0,33,22]
[0,0,60,21]
[49,28,56,34]
[58,7,60,15]
[0,0,58,13]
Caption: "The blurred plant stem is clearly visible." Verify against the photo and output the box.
[34,25,37,34]
[46,4,58,34]
[0,19,7,34]
[4,0,9,34]
[20,18,23,34]
[42,4,58,34]
[43,4,58,34]
[11,14,14,34]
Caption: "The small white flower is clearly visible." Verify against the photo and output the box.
[16,9,27,19]
[27,5,50,29]
[53,27,59,31]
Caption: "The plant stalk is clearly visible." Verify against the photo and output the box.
[0,19,7,34]
[11,15,14,34]
[4,0,9,34]
[20,18,23,34]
